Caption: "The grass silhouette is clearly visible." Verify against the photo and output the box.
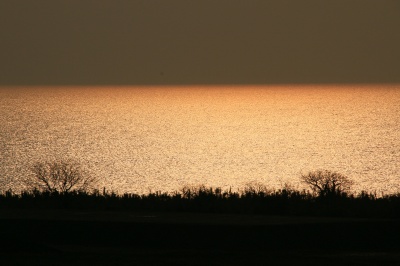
[1,184,399,218]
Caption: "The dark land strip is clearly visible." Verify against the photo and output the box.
[1,210,400,265]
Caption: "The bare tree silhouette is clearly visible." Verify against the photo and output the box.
[26,161,97,193]
[301,170,353,198]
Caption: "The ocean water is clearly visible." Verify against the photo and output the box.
[1,85,399,194]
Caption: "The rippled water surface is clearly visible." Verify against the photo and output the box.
[1,85,399,194]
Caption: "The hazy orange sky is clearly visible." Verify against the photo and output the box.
[1,0,399,85]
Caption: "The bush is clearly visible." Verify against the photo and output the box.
[301,170,353,198]
[24,161,97,193]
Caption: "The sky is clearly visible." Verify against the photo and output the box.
[1,0,399,86]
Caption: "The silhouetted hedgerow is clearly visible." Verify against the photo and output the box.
[1,185,400,218]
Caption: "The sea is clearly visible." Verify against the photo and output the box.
[1,85,399,194]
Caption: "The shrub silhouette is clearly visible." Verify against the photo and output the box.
[25,161,97,193]
[301,170,353,198]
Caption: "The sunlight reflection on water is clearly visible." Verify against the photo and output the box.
[1,85,399,194]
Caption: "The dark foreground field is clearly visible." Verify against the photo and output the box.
[1,210,400,265]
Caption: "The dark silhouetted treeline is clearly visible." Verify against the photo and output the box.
[1,185,400,218]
